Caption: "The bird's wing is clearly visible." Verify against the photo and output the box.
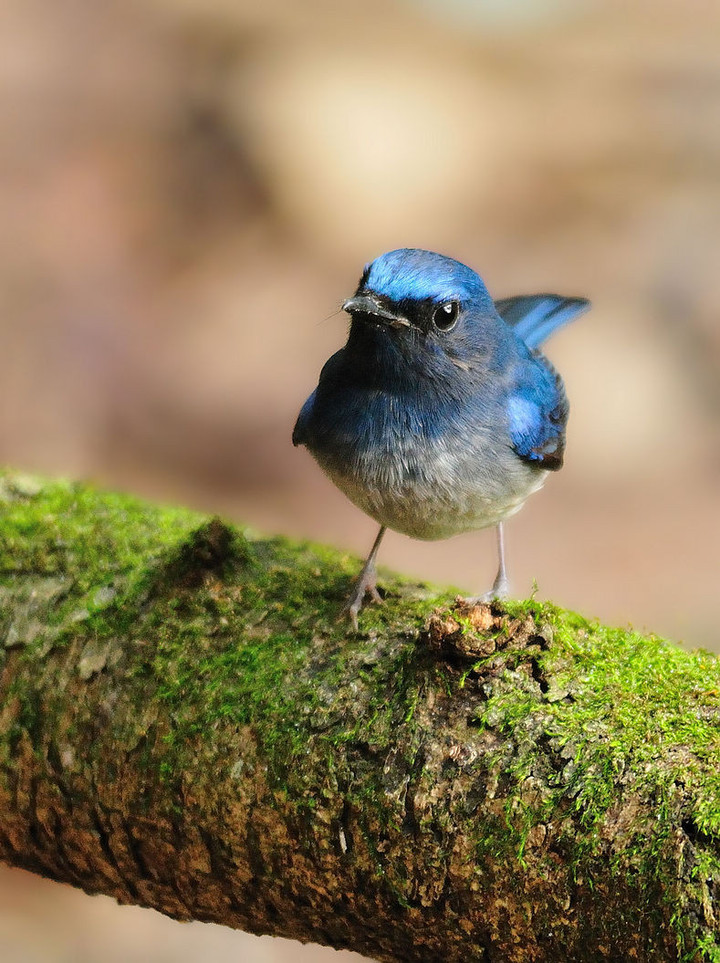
[292,348,348,447]
[292,389,316,447]
[507,357,568,471]
[494,295,590,350]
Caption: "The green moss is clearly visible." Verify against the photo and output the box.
[689,934,720,963]
[439,599,720,958]
[2,472,720,958]
[0,469,201,648]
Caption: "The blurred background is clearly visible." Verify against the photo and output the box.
[1,0,719,959]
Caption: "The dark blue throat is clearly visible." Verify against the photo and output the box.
[343,319,442,390]
[343,315,516,397]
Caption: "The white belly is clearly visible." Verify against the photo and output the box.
[315,441,547,541]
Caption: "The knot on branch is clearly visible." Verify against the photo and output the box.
[422,599,553,670]
[151,517,251,592]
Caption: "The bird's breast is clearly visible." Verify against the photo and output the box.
[307,398,546,539]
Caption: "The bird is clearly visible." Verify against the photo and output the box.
[293,248,589,629]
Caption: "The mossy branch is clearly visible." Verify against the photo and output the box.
[0,471,719,962]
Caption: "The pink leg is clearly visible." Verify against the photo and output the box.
[344,525,386,630]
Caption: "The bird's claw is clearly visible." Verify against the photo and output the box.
[482,581,510,603]
[463,574,510,606]
[341,571,383,631]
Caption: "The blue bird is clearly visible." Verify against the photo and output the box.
[293,249,589,628]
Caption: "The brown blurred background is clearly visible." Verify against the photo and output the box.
[1,0,719,959]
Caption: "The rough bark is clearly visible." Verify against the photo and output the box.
[0,471,719,962]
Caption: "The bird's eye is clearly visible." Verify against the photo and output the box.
[432,301,459,331]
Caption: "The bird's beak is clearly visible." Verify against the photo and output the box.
[342,294,411,329]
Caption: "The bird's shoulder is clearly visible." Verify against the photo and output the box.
[506,352,568,471]
[292,348,348,447]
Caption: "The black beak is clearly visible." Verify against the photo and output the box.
[342,294,411,329]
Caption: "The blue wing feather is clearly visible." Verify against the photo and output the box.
[508,358,568,470]
[292,348,347,447]
[495,295,590,349]
[292,389,316,447]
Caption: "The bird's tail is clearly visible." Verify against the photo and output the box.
[494,295,590,349]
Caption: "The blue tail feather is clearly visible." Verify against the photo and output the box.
[494,295,590,349]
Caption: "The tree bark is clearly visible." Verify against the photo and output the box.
[0,471,719,962]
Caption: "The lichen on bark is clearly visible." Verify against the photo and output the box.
[0,471,719,962]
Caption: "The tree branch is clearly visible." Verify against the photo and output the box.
[0,471,718,962]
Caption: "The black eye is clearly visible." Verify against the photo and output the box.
[432,301,459,331]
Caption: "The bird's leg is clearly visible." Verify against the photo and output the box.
[343,525,386,630]
[465,523,510,604]
[488,521,510,599]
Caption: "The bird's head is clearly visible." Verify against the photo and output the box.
[341,249,504,378]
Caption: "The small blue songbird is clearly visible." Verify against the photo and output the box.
[293,249,589,628]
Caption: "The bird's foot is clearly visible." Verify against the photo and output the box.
[342,569,383,631]
[463,573,510,605]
